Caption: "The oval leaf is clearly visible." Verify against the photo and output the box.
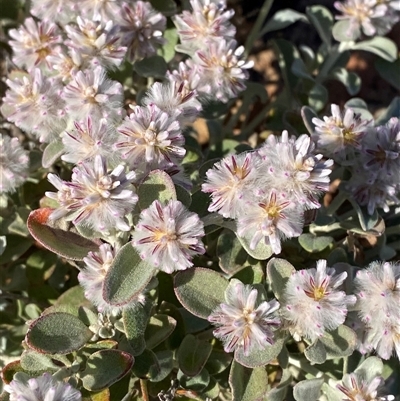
[217,229,248,276]
[42,139,64,168]
[174,268,229,319]
[177,334,212,377]
[293,378,324,401]
[134,55,168,78]
[236,230,273,261]
[145,314,177,349]
[298,233,333,253]
[27,209,99,261]
[320,325,357,358]
[138,169,177,210]
[103,243,156,306]
[80,349,134,391]
[26,312,93,354]
[267,258,295,300]
[351,37,397,62]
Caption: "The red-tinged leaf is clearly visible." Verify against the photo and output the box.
[27,208,99,260]
[1,360,23,384]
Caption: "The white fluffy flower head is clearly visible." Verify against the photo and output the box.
[132,200,205,273]
[282,260,356,342]
[208,279,281,356]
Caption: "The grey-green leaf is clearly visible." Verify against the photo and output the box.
[103,243,156,306]
[306,5,333,47]
[177,334,212,377]
[260,9,307,36]
[236,230,273,261]
[174,268,229,319]
[293,378,324,401]
[26,312,93,354]
[320,325,357,358]
[298,233,333,253]
[80,349,134,391]
[134,55,168,78]
[145,314,177,349]
[229,361,268,401]
[351,36,398,62]
[42,139,64,168]
[267,258,295,300]
[304,340,327,364]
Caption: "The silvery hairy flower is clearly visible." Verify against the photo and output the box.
[237,189,304,255]
[337,372,395,401]
[79,243,145,314]
[202,152,262,219]
[193,39,253,102]
[173,0,236,55]
[65,17,126,69]
[2,69,66,142]
[282,260,356,342]
[132,200,205,273]
[0,135,29,194]
[61,116,119,164]
[115,104,185,170]
[79,0,122,21]
[47,48,84,83]
[45,155,137,232]
[142,81,202,127]
[117,1,166,61]
[354,261,400,359]
[63,66,124,123]
[312,104,372,164]
[8,18,62,72]
[361,118,400,181]
[334,0,399,37]
[346,170,399,215]
[208,279,281,356]
[4,372,81,401]
[30,0,77,25]
[258,131,333,209]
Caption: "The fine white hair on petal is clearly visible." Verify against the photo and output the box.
[208,279,281,356]
[115,104,185,170]
[63,66,125,123]
[202,151,262,219]
[141,81,202,127]
[354,261,400,360]
[237,189,304,255]
[3,69,67,142]
[0,135,29,194]
[132,199,205,273]
[258,130,333,209]
[45,155,137,233]
[4,372,82,401]
[281,260,356,342]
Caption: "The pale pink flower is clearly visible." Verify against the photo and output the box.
[337,372,395,401]
[61,116,119,164]
[46,155,137,232]
[173,0,235,55]
[65,17,126,69]
[208,279,280,356]
[193,39,253,102]
[79,0,122,21]
[8,18,62,72]
[282,260,356,342]
[354,261,400,359]
[0,135,29,194]
[142,81,202,127]
[47,48,84,83]
[335,0,398,37]
[202,152,262,219]
[115,104,185,169]
[132,200,205,273]
[117,1,166,61]
[2,69,66,142]
[312,104,372,164]
[30,0,77,25]
[4,372,82,401]
[258,131,333,209]
[63,66,124,123]
[237,190,304,255]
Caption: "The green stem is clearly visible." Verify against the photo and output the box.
[244,0,275,56]
[342,356,349,375]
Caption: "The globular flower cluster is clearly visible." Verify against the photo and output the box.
[334,0,400,38]
[132,200,205,273]
[170,0,253,102]
[0,135,29,194]
[208,280,281,356]
[313,106,400,214]
[354,261,400,360]
[203,130,333,254]
[281,260,356,342]
[45,155,137,233]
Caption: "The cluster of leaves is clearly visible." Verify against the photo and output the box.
[1,0,400,401]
